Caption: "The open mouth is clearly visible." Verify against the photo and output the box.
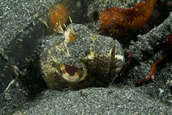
[61,63,87,83]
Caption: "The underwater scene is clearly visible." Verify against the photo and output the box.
[0,0,172,114]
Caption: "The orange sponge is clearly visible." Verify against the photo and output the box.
[49,3,69,32]
[99,0,157,37]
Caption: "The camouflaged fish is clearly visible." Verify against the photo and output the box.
[40,24,125,89]
[4,0,125,91]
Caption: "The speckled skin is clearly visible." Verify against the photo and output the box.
[40,24,125,89]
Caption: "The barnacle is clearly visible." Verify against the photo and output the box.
[99,0,157,37]
[64,25,77,43]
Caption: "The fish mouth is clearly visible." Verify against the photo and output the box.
[61,63,87,83]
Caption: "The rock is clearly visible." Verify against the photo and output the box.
[13,87,172,114]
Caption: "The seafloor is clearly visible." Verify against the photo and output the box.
[0,0,172,114]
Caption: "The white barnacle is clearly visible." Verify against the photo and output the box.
[64,28,71,43]
[64,25,77,43]
[115,54,124,62]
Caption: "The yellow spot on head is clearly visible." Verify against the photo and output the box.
[90,34,97,43]
[64,27,77,43]
[87,51,95,60]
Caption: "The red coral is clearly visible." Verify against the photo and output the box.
[136,34,172,85]
[99,0,157,37]
[136,54,167,85]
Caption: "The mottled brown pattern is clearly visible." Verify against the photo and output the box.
[99,0,156,37]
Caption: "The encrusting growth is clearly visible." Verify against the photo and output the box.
[48,3,69,32]
[47,0,86,33]
[99,0,157,37]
